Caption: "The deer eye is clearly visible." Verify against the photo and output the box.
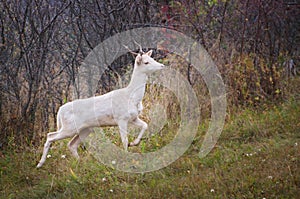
[144,62,149,65]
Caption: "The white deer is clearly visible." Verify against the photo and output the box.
[37,48,164,168]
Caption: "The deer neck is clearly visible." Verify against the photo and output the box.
[126,67,147,104]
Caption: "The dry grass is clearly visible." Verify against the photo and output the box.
[1,93,299,198]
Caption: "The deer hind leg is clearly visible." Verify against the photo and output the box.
[129,118,148,147]
[68,128,92,159]
[37,130,72,168]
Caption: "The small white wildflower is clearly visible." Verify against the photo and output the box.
[47,154,51,158]
[267,176,273,179]
[109,189,114,193]
[258,148,261,152]
[210,189,215,193]
[187,170,190,174]
[263,197,266,199]
[295,142,298,146]
[112,160,116,165]
[249,153,253,156]
[61,154,66,159]
[102,177,107,182]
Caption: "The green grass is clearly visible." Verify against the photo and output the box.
[1,98,299,199]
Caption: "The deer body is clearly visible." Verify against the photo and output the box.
[37,50,164,168]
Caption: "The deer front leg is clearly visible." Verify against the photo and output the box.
[137,102,143,114]
[118,120,129,151]
[130,118,148,146]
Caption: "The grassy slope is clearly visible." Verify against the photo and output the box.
[1,97,299,199]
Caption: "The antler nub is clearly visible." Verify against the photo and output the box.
[133,40,144,54]
[123,45,139,55]
[123,40,144,55]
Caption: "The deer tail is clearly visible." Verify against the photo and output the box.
[56,108,63,130]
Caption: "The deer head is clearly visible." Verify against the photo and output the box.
[135,50,164,74]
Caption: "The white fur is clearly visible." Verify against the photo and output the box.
[37,50,164,168]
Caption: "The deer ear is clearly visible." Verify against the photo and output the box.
[146,50,153,57]
[136,53,142,65]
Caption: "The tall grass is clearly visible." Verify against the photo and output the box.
[1,90,299,198]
